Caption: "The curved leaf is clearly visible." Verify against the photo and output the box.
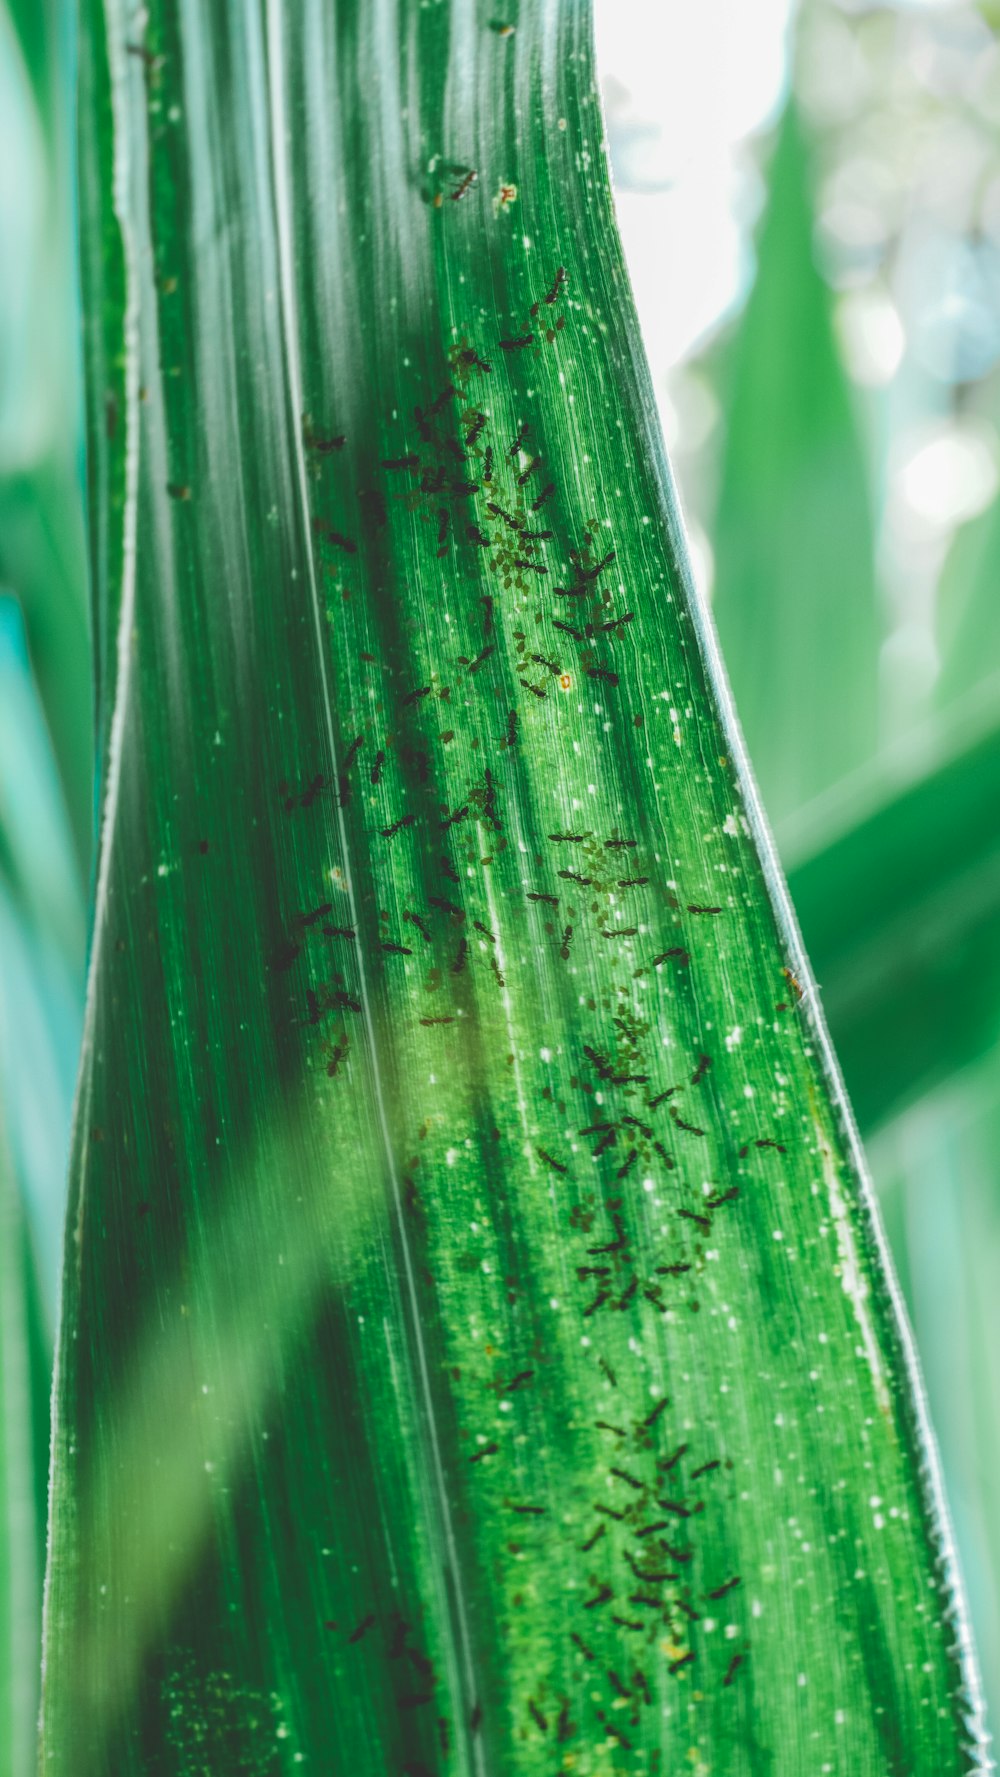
[711,100,881,827]
[789,716,1000,1132]
[42,4,986,1774]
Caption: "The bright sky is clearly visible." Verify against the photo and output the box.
[593,0,796,373]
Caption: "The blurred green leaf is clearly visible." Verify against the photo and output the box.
[936,495,1000,726]
[872,1061,1000,1747]
[0,0,92,870]
[40,4,985,1774]
[0,596,85,1305]
[0,596,83,1767]
[0,1077,53,1777]
[711,100,880,827]
[788,715,1000,1133]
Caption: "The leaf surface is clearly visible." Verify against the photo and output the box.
[42,4,987,1774]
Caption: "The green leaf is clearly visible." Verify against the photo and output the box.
[0,600,80,1776]
[42,4,986,1773]
[0,1069,52,1777]
[0,1,93,870]
[0,597,85,1302]
[936,494,1000,726]
[710,100,881,827]
[872,1061,1000,1746]
[787,714,1000,1133]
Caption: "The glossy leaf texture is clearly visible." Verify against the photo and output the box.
[710,100,881,831]
[42,3,987,1774]
[788,714,1000,1133]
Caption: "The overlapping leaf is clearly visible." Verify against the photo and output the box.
[788,715,1000,1132]
[711,100,881,829]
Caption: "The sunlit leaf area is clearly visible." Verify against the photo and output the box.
[2,0,999,1769]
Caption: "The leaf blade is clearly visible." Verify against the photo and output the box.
[41,5,987,1774]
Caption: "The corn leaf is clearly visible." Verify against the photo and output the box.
[710,100,881,828]
[873,1063,1000,1745]
[787,715,1000,1134]
[0,1112,49,1777]
[42,4,987,1773]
